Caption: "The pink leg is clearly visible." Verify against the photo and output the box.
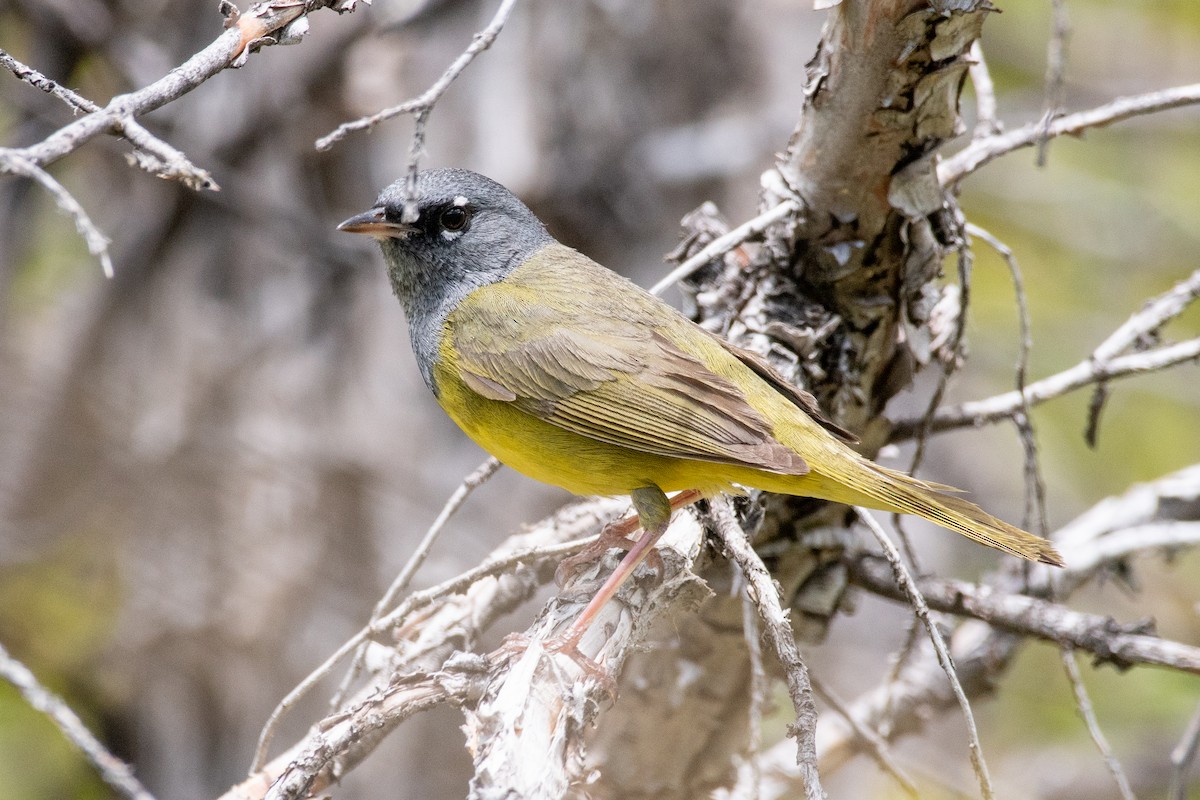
[547,488,703,655]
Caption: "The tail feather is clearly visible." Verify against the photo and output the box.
[836,463,1064,566]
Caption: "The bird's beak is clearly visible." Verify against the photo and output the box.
[337,208,416,239]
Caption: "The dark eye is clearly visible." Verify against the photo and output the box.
[439,206,469,232]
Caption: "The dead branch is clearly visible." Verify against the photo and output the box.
[807,465,1200,787]
[709,498,823,800]
[462,509,708,798]
[1169,702,1200,800]
[0,641,157,800]
[0,1,364,277]
[1060,648,1137,800]
[315,0,519,152]
[2,154,114,277]
[240,497,628,791]
[0,49,216,190]
[856,510,995,799]
[0,2,349,173]
[848,556,1200,674]
[255,660,483,800]
[808,675,919,799]
[891,268,1200,438]
[1035,0,1071,166]
[967,41,1000,139]
[941,82,1200,185]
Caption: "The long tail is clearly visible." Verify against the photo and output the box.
[810,462,1064,566]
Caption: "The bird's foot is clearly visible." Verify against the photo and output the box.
[555,517,664,588]
[555,490,703,588]
[497,631,617,697]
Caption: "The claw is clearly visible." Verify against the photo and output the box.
[498,632,617,698]
[555,518,664,587]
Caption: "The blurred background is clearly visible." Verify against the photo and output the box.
[0,0,1197,797]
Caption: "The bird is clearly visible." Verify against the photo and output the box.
[339,168,1063,645]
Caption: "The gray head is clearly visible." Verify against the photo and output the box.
[339,168,554,389]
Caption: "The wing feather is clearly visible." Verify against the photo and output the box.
[446,249,811,476]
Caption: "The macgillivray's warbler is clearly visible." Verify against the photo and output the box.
[339,168,1063,645]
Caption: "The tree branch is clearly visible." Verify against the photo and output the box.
[848,556,1200,675]
[315,0,520,151]
[0,641,157,800]
[2,153,114,277]
[801,465,1200,787]
[463,509,709,798]
[1060,648,1137,800]
[855,510,995,800]
[1169,702,1200,800]
[941,83,1200,185]
[0,49,217,190]
[1,1,345,173]
[255,661,483,800]
[891,268,1200,438]
[0,1,360,276]
[709,498,824,800]
[242,497,626,789]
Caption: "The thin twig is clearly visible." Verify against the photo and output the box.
[967,41,1000,139]
[878,614,922,739]
[259,662,484,800]
[709,498,825,800]
[2,153,114,277]
[1093,268,1200,362]
[1169,702,1200,800]
[1,49,98,113]
[941,83,1200,185]
[0,50,217,190]
[899,242,973,570]
[315,0,520,151]
[1060,648,1137,800]
[649,199,800,296]
[1083,380,1110,448]
[909,243,972,475]
[855,509,994,800]
[1035,0,1071,166]
[737,579,767,800]
[809,674,919,798]
[377,459,505,618]
[847,551,1200,674]
[966,223,1048,534]
[892,268,1200,438]
[250,532,593,772]
[2,1,331,172]
[894,336,1200,439]
[0,641,157,800]
[329,457,502,710]
[398,107,431,223]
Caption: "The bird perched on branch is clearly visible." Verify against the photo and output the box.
[340,168,1062,645]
